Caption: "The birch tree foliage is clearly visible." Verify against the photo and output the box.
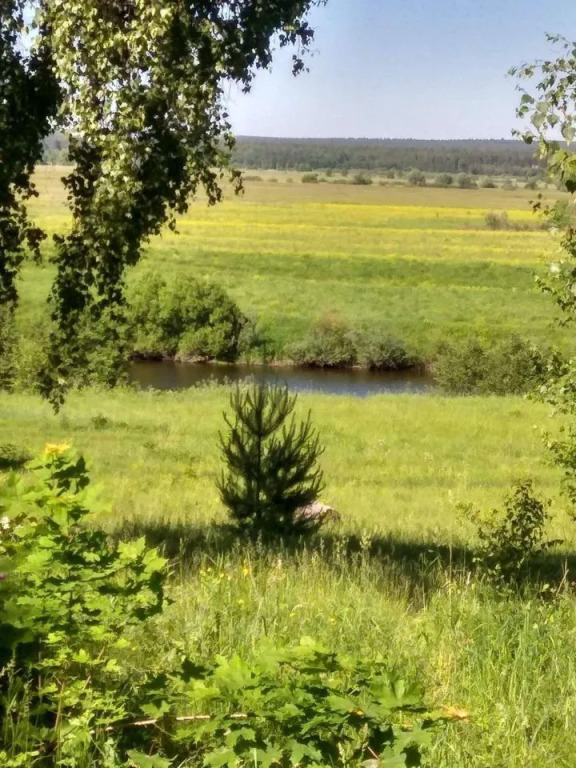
[2,0,326,406]
[512,35,576,505]
[512,36,576,339]
[0,0,57,308]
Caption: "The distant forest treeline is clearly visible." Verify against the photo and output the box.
[232,137,541,177]
[42,134,542,177]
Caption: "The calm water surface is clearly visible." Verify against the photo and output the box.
[129,361,434,397]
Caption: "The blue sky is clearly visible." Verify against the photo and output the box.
[226,0,576,140]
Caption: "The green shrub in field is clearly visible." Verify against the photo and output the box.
[432,335,554,395]
[128,271,248,362]
[160,640,442,768]
[485,210,511,230]
[217,383,325,535]
[480,176,496,189]
[0,444,32,472]
[1,309,127,395]
[350,172,373,186]
[301,172,319,184]
[433,173,454,188]
[456,173,476,189]
[0,444,167,766]
[484,211,536,232]
[355,328,418,370]
[290,314,357,368]
[290,315,418,370]
[408,169,426,187]
[467,480,557,583]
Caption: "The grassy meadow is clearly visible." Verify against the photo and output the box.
[18,167,570,355]
[5,169,576,766]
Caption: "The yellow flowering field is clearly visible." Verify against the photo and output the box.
[20,167,566,354]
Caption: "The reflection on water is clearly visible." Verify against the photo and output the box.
[129,361,434,397]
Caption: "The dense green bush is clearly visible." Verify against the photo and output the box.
[290,314,357,367]
[0,444,31,472]
[301,172,320,184]
[485,210,512,230]
[127,271,249,362]
[355,328,418,370]
[433,173,454,187]
[432,335,556,395]
[350,172,373,186]
[0,311,126,396]
[290,315,418,370]
[408,169,427,187]
[480,176,496,188]
[456,173,476,189]
[467,481,558,583]
[0,444,168,766]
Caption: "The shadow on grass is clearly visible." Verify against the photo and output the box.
[112,517,576,595]
[0,444,32,472]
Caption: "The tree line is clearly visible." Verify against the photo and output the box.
[231,137,543,176]
[43,134,544,178]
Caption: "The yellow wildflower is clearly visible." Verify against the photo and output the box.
[44,442,71,456]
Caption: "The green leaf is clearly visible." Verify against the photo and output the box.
[204,748,238,768]
[126,750,172,768]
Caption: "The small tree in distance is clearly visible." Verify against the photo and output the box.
[408,168,427,186]
[217,383,325,536]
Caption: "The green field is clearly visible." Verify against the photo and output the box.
[19,167,568,355]
[1,387,568,540]
[5,170,576,766]
[2,387,576,766]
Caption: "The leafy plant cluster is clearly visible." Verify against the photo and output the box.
[158,643,441,768]
[408,171,478,189]
[0,272,264,394]
[464,481,558,584]
[432,335,559,396]
[0,445,443,767]
[290,314,420,371]
[0,0,58,309]
[0,444,167,766]
[127,271,252,363]
[510,35,576,514]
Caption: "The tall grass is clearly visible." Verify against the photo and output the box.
[2,386,576,766]
[128,535,576,768]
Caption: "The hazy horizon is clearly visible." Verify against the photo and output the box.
[233,135,529,142]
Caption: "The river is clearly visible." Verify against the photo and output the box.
[129,361,434,397]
